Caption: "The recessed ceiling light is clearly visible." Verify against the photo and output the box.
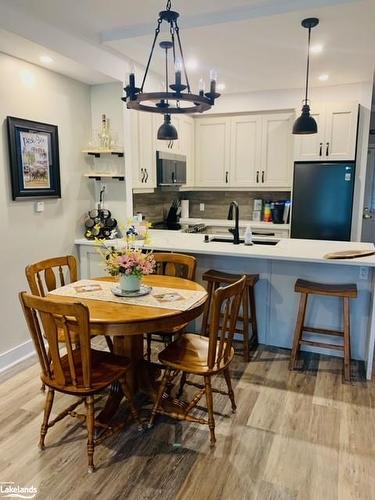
[318,73,329,81]
[310,44,323,54]
[39,55,54,64]
[185,59,198,71]
[217,83,226,91]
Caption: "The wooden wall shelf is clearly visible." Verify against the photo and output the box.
[83,173,125,181]
[82,149,124,158]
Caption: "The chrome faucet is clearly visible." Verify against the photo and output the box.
[227,201,240,245]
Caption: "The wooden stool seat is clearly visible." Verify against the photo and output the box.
[203,269,259,288]
[290,279,358,382]
[295,279,357,298]
[202,269,259,362]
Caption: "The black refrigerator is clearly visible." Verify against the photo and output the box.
[291,162,355,241]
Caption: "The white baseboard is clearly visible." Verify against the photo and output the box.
[0,339,35,374]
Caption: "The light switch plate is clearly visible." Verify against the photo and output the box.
[35,201,44,213]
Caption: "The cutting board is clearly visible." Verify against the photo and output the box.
[324,249,375,260]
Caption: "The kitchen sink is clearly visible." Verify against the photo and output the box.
[210,237,279,246]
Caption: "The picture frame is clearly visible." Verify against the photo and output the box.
[7,116,61,200]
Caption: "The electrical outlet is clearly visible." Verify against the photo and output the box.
[359,267,369,280]
[200,203,205,212]
[35,201,44,213]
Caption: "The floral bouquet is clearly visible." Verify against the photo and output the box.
[96,219,155,292]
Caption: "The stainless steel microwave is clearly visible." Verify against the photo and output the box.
[156,151,187,186]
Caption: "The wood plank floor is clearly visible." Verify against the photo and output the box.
[1,344,374,500]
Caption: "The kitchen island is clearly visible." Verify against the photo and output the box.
[75,231,375,379]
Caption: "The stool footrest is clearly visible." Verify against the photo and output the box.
[300,339,344,350]
[303,326,344,337]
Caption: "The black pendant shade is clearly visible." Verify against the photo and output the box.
[293,17,319,135]
[157,114,178,141]
[292,103,317,134]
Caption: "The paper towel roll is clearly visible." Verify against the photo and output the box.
[181,199,189,219]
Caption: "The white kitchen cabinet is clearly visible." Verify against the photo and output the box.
[195,116,231,187]
[294,102,358,161]
[229,115,262,187]
[260,113,294,188]
[179,115,195,186]
[132,112,156,189]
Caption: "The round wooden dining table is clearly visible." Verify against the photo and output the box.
[48,274,207,423]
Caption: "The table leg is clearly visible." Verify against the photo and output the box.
[97,335,144,424]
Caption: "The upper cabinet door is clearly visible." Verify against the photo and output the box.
[230,115,262,186]
[195,117,230,187]
[179,115,195,186]
[324,103,358,160]
[261,113,294,188]
[294,105,325,161]
[137,112,156,188]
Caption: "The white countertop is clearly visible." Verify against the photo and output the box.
[75,230,375,268]
[179,217,290,230]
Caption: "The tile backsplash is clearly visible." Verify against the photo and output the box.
[133,189,291,222]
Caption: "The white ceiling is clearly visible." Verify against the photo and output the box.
[0,30,114,85]
[0,0,374,92]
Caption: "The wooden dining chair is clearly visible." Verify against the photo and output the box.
[145,252,197,361]
[25,256,113,391]
[19,292,141,473]
[148,275,246,446]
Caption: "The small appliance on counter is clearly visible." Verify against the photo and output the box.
[166,199,182,230]
[271,201,286,224]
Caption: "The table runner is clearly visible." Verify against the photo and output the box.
[49,279,207,311]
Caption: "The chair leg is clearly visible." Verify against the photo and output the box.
[204,376,216,446]
[39,388,54,450]
[242,288,250,362]
[289,293,308,370]
[249,286,258,346]
[148,369,170,428]
[223,368,236,413]
[119,378,143,430]
[105,336,113,353]
[41,348,52,392]
[146,333,152,362]
[86,395,95,473]
[177,372,187,398]
[343,297,352,383]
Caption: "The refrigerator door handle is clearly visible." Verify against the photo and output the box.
[326,142,330,157]
[319,143,323,156]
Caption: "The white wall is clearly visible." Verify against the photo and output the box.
[0,52,93,365]
[206,82,374,241]
[89,82,131,222]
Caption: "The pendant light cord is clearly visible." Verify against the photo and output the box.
[304,26,311,104]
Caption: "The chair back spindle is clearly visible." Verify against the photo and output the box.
[207,276,246,370]
[19,293,92,389]
[26,256,78,297]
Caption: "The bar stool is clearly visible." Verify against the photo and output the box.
[201,270,259,362]
[289,279,358,382]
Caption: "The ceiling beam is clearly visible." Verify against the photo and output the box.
[101,0,359,42]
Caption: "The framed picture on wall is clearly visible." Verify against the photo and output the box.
[7,116,61,200]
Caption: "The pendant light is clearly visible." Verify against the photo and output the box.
[293,17,319,135]
[122,0,220,142]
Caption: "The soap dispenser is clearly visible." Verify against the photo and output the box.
[244,225,253,246]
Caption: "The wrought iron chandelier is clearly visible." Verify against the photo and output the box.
[122,0,220,141]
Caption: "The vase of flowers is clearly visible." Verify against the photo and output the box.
[96,219,155,293]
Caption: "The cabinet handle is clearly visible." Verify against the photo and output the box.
[261,170,265,183]
[140,168,144,183]
[225,171,229,184]
[319,143,323,156]
[144,169,149,182]
[326,142,330,157]
[171,171,175,183]
[256,171,259,183]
